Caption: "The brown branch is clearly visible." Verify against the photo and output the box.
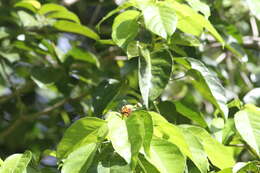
[0,93,88,139]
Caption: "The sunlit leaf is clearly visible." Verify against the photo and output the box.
[234,104,260,156]
[144,137,186,173]
[181,125,235,169]
[107,112,131,163]
[57,117,107,160]
[140,1,178,39]
[0,151,32,173]
[61,143,98,173]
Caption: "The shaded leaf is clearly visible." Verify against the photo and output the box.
[174,101,208,128]
[53,20,100,40]
[126,110,153,167]
[139,49,172,107]
[67,47,100,67]
[112,10,140,49]
[93,79,122,116]
[96,2,134,31]
[175,57,229,119]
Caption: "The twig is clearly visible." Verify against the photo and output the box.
[0,93,88,139]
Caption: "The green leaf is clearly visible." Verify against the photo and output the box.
[235,161,260,173]
[180,128,209,173]
[175,57,229,119]
[182,125,235,169]
[234,104,260,155]
[150,112,207,172]
[217,168,232,173]
[145,138,186,173]
[17,11,39,27]
[126,110,153,167]
[93,79,122,116]
[96,2,134,32]
[140,1,178,39]
[246,0,260,20]
[89,143,132,173]
[138,154,160,173]
[174,101,208,128]
[47,10,80,24]
[39,3,67,15]
[139,49,173,107]
[170,1,224,45]
[171,33,201,47]
[67,47,100,67]
[112,10,140,49]
[185,0,210,18]
[57,117,107,160]
[15,0,41,12]
[107,112,131,163]
[53,20,100,40]
[61,143,98,173]
[0,151,32,173]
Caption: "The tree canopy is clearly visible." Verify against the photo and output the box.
[0,0,260,173]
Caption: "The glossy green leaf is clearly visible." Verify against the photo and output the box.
[182,125,235,169]
[180,128,209,173]
[39,3,67,15]
[53,20,100,40]
[139,49,173,107]
[175,57,229,119]
[170,1,224,45]
[47,10,80,24]
[93,79,122,116]
[140,1,178,39]
[57,117,107,160]
[0,151,32,173]
[61,143,98,173]
[185,0,210,18]
[112,10,140,49]
[96,2,134,31]
[107,112,131,163]
[67,47,100,67]
[174,101,208,128]
[15,0,41,12]
[150,112,207,172]
[126,110,153,167]
[234,104,260,155]
[145,138,186,173]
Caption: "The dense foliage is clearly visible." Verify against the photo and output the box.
[0,0,260,172]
